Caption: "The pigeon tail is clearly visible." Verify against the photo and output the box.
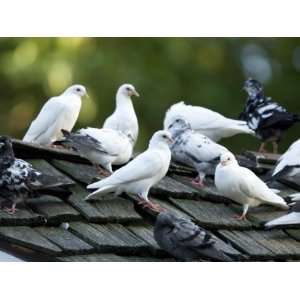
[225,119,255,136]
[85,184,116,200]
[265,212,300,228]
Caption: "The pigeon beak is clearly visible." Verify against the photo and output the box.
[132,90,140,98]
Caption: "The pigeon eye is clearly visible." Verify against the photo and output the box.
[76,88,81,92]
[162,135,167,139]
[126,87,131,91]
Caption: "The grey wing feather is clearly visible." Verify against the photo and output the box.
[61,130,117,156]
[171,218,214,248]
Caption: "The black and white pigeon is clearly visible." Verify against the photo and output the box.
[154,212,233,261]
[0,136,41,214]
[265,202,300,228]
[271,138,300,179]
[168,118,229,187]
[240,78,299,153]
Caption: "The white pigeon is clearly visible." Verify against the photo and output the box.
[23,84,87,145]
[59,128,133,174]
[164,101,254,142]
[272,138,300,179]
[103,84,139,145]
[168,118,230,187]
[75,127,133,173]
[86,130,173,211]
[215,152,289,220]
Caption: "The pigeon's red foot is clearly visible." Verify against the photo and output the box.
[3,206,17,215]
[95,165,111,177]
[137,198,165,212]
[234,214,247,221]
[191,176,205,188]
[258,143,268,153]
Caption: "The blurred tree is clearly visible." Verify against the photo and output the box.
[0,37,300,153]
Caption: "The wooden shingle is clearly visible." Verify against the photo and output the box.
[0,207,44,226]
[36,227,94,255]
[50,159,101,185]
[0,226,62,255]
[169,198,252,229]
[27,195,81,224]
[28,159,75,188]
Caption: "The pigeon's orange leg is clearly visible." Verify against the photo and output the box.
[234,204,249,221]
[191,176,205,188]
[3,203,17,215]
[272,142,279,154]
[259,142,267,153]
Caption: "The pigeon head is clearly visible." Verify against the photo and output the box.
[156,211,178,228]
[168,118,191,137]
[149,130,174,148]
[64,84,88,98]
[0,136,14,167]
[243,78,263,98]
[219,152,237,167]
[118,84,140,98]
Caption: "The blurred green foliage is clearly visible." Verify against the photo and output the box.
[1,37,300,153]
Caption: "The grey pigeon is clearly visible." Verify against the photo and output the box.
[154,211,233,261]
[0,136,42,214]
[168,118,229,187]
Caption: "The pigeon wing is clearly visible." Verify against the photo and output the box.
[23,97,68,143]
[88,149,165,189]
[186,133,228,162]
[170,218,214,249]
[238,167,287,208]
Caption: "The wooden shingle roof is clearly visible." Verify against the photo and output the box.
[1,140,300,261]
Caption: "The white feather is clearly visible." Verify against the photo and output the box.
[86,130,172,201]
[79,127,133,167]
[215,153,289,215]
[103,84,139,145]
[265,212,300,228]
[164,101,254,142]
[23,85,85,145]
[273,139,300,177]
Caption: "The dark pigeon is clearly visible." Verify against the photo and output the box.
[0,136,42,214]
[154,211,234,262]
[240,78,299,153]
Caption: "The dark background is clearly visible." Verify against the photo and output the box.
[1,37,299,153]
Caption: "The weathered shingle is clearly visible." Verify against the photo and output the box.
[0,139,299,262]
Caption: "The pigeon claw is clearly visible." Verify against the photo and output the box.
[3,205,17,215]
[95,165,111,177]
[137,198,164,212]
[191,176,205,188]
[258,143,268,153]
[234,214,247,221]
